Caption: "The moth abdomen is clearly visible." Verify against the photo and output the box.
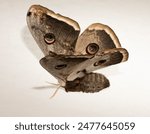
[65,73,110,93]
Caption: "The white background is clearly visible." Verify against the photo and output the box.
[0,0,150,116]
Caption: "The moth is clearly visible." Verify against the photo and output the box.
[26,5,129,93]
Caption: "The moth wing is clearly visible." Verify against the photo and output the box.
[27,5,80,55]
[65,73,110,92]
[67,48,128,79]
[85,48,129,72]
[75,23,122,55]
[40,48,128,84]
[39,54,90,86]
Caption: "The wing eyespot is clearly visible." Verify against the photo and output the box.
[55,64,67,70]
[27,11,31,16]
[86,43,99,55]
[94,60,106,66]
[44,33,55,45]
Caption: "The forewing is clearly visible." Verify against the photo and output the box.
[39,54,90,86]
[75,23,122,55]
[27,5,80,55]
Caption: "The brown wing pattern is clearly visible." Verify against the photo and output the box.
[75,23,122,55]
[27,5,80,55]
[27,5,129,93]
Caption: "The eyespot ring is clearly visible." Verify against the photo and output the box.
[27,11,31,16]
[44,33,55,44]
[86,43,99,55]
[94,60,106,66]
[55,64,67,70]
